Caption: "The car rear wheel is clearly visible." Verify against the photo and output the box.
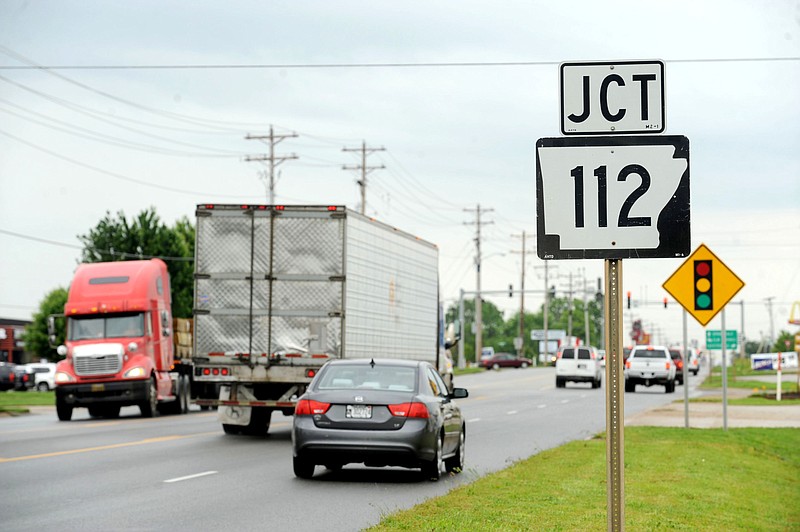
[492,363,500,370]
[555,377,565,388]
[625,381,635,393]
[665,380,675,393]
[521,362,529,369]
[422,433,443,481]
[37,382,50,392]
[293,456,315,479]
[445,427,466,474]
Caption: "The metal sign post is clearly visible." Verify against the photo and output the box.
[721,309,728,431]
[605,259,624,531]
[683,310,689,428]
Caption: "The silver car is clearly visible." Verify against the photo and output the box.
[292,358,468,481]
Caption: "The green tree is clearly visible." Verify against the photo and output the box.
[22,287,68,361]
[446,299,506,364]
[773,330,795,353]
[78,208,195,317]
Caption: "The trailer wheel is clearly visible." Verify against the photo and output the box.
[222,424,243,435]
[243,407,272,436]
[139,377,158,418]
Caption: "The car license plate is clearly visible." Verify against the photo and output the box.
[577,364,586,369]
[91,384,105,392]
[346,405,372,419]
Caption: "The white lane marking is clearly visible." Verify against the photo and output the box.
[561,399,569,404]
[468,418,481,423]
[507,410,518,415]
[164,471,218,484]
[538,404,547,409]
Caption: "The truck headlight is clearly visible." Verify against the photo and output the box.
[55,372,75,383]
[124,367,146,378]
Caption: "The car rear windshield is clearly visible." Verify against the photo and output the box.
[633,349,668,359]
[561,348,575,360]
[317,365,418,393]
[577,349,591,360]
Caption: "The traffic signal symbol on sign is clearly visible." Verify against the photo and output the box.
[662,243,744,327]
[694,260,713,311]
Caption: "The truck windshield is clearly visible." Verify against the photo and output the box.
[68,313,145,341]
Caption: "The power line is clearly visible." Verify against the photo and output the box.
[0,228,194,261]
[1,57,798,70]
[342,141,385,215]
[0,128,261,199]
[245,126,299,203]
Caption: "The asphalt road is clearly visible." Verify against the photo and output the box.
[0,367,702,531]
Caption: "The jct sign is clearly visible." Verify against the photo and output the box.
[561,60,665,135]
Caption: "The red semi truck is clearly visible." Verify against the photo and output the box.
[53,259,193,420]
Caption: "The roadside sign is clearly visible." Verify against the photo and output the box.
[530,329,566,341]
[662,243,745,326]
[706,329,738,350]
[560,60,665,135]
[536,136,690,260]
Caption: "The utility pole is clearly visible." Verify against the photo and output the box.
[245,125,298,203]
[511,231,536,357]
[584,275,591,346]
[342,141,385,215]
[765,297,775,348]
[464,204,494,364]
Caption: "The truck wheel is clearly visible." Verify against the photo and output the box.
[180,375,190,414]
[243,408,272,436]
[139,377,158,418]
[222,424,243,435]
[625,381,635,393]
[293,455,315,479]
[56,399,73,421]
[666,380,675,393]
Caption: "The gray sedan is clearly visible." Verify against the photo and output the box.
[292,358,468,481]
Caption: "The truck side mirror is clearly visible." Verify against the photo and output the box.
[47,316,56,336]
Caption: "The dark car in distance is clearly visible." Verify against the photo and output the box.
[668,348,685,385]
[292,358,468,481]
[480,352,532,370]
[0,362,19,391]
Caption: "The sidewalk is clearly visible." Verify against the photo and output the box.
[626,387,800,429]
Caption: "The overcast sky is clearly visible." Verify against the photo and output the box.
[1,0,798,350]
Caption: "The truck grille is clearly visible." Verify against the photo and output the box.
[74,353,122,376]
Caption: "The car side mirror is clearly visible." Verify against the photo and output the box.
[450,387,468,399]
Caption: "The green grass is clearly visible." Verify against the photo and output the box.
[0,390,55,413]
[688,395,800,406]
[371,428,800,531]
[453,367,484,376]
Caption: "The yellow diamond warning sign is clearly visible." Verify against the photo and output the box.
[662,243,745,326]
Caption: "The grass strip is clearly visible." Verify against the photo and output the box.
[370,427,800,531]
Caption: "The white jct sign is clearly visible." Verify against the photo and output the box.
[536,136,690,260]
[560,60,665,135]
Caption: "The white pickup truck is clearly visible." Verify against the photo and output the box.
[624,345,676,393]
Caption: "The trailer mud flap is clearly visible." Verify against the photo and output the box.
[217,385,251,426]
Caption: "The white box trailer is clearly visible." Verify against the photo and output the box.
[191,204,441,434]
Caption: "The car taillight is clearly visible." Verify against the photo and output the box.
[295,399,330,416]
[625,361,631,369]
[666,362,672,370]
[388,402,429,418]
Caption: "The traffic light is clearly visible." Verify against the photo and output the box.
[693,260,713,310]
[626,291,631,309]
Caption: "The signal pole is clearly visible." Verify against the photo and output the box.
[245,126,298,204]
[342,141,385,215]
[464,204,494,363]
